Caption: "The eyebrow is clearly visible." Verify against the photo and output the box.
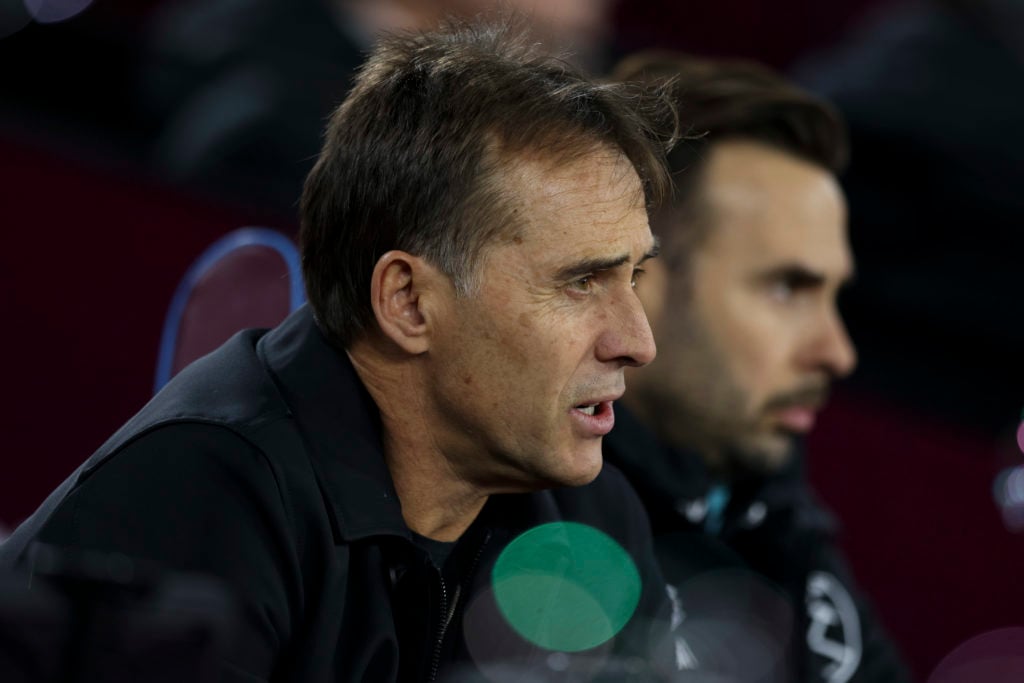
[553,241,660,282]
[758,262,855,288]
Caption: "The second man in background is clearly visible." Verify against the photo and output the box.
[606,53,912,683]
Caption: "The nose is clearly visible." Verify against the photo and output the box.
[596,287,657,367]
[811,308,858,379]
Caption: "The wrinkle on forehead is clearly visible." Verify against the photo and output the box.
[499,147,647,239]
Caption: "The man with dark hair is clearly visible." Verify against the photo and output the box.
[605,53,911,682]
[0,22,680,682]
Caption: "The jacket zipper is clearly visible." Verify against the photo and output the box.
[427,574,458,682]
[426,530,492,682]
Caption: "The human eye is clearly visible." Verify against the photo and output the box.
[567,275,594,293]
[766,269,822,305]
[767,279,794,303]
[631,267,646,289]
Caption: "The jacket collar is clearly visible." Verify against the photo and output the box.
[605,403,714,504]
[257,305,410,543]
[605,404,831,533]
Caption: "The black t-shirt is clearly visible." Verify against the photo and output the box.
[410,530,457,573]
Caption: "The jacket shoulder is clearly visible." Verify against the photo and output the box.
[0,330,304,567]
[90,329,290,468]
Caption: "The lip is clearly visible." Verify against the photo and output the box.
[774,405,818,433]
[570,399,617,437]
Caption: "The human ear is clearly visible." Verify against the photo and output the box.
[369,250,439,355]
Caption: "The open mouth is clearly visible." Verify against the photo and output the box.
[570,400,616,436]
[572,401,614,418]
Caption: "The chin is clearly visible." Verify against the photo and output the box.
[498,444,603,492]
[732,434,794,475]
[562,465,603,488]
[550,443,604,488]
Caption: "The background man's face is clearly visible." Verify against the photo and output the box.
[426,150,657,490]
[631,140,857,473]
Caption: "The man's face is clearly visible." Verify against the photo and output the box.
[427,150,657,490]
[629,140,857,473]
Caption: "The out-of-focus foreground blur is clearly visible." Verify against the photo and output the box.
[1,0,1022,679]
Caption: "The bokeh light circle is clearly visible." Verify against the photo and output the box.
[992,468,1012,506]
[669,567,795,682]
[928,627,1024,683]
[1016,419,1024,455]
[22,0,92,24]
[1007,468,1024,506]
[491,521,641,652]
[0,0,31,39]
[461,582,612,682]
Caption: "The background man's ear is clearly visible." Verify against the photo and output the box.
[370,251,445,355]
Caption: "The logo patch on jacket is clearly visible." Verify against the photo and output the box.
[806,571,862,682]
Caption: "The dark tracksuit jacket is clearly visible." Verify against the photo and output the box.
[605,405,913,683]
[0,306,678,682]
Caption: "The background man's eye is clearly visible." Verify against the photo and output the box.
[769,281,794,302]
[631,268,646,287]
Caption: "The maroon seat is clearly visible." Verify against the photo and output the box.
[154,227,304,392]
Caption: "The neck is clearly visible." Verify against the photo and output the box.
[621,391,727,474]
[348,338,488,543]
[385,450,488,542]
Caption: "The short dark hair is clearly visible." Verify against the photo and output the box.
[610,51,849,267]
[301,19,676,349]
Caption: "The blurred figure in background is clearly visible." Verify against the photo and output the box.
[793,0,1024,436]
[143,0,613,215]
[604,53,912,682]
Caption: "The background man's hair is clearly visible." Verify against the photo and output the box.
[301,18,676,349]
[610,51,849,268]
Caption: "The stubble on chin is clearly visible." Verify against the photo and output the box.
[720,419,795,477]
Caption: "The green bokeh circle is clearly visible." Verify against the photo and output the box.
[491,521,641,652]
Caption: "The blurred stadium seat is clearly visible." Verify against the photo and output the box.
[154,226,304,392]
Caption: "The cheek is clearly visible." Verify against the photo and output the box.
[728,323,798,412]
[733,346,776,407]
[517,313,596,407]
[698,293,782,401]
[478,313,578,396]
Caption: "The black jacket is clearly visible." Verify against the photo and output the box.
[0,306,676,682]
[605,405,912,683]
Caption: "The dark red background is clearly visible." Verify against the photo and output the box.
[2,1,1022,680]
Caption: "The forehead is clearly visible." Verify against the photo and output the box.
[499,149,652,256]
[696,141,852,277]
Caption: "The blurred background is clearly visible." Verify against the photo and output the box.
[1,0,1021,679]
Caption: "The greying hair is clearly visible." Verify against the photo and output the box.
[301,19,676,349]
